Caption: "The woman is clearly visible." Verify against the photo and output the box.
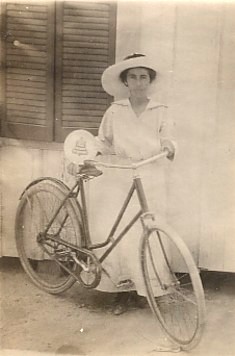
[87,53,176,315]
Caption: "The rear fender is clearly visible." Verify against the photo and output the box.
[19,177,72,199]
[19,177,83,222]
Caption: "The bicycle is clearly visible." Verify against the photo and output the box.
[15,150,206,350]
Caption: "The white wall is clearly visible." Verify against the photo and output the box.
[0,138,64,256]
[116,0,235,270]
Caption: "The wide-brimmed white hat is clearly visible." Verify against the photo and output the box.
[101,54,158,98]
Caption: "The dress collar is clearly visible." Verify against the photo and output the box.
[112,98,167,109]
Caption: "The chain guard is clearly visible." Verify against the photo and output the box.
[39,236,102,289]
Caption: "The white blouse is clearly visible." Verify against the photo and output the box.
[97,98,171,161]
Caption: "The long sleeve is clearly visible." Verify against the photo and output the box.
[159,109,178,160]
[95,107,115,155]
[159,108,173,141]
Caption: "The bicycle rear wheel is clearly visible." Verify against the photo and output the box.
[15,179,82,294]
[140,224,206,350]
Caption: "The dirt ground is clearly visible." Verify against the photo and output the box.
[0,257,235,356]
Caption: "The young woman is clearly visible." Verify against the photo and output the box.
[86,53,177,315]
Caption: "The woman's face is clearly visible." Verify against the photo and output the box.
[125,67,151,98]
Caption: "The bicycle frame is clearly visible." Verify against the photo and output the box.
[41,151,167,266]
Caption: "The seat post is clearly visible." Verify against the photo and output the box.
[134,176,149,213]
[80,180,92,247]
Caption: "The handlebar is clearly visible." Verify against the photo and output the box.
[84,150,169,171]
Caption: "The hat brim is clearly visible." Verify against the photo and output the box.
[101,56,158,98]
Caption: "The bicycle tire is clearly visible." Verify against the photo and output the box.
[15,179,82,294]
[140,223,206,350]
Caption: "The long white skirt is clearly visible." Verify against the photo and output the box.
[86,155,170,296]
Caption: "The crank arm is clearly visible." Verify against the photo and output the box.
[71,253,89,272]
[39,243,81,283]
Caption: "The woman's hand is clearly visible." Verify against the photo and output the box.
[161,140,177,161]
[67,162,80,176]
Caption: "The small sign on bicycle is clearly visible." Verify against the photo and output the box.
[64,129,98,165]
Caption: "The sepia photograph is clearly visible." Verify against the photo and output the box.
[0,0,235,355]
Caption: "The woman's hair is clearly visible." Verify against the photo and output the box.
[119,53,157,83]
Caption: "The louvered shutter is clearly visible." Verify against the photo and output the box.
[55,1,116,142]
[1,1,55,141]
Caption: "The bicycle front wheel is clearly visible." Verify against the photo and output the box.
[140,224,206,350]
[15,179,82,294]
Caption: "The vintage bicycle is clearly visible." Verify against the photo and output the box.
[15,130,206,350]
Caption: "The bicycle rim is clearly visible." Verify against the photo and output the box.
[15,180,82,294]
[141,224,206,350]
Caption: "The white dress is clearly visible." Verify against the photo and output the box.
[87,99,174,296]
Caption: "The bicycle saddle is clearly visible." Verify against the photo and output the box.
[67,162,102,177]
[79,161,103,177]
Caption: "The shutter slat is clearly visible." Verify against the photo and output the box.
[62,88,107,99]
[6,61,46,70]
[63,53,108,62]
[64,21,108,30]
[64,8,109,22]
[7,104,46,113]
[7,73,46,82]
[62,109,105,117]
[7,42,47,52]
[63,59,107,68]
[8,29,47,38]
[64,2,109,11]
[65,47,108,55]
[62,84,104,93]
[7,67,46,76]
[64,9,109,18]
[62,78,101,86]
[63,71,101,80]
[62,121,100,129]
[8,109,46,120]
[63,34,108,44]
[63,103,107,110]
[7,98,46,107]
[63,28,109,37]
[7,4,48,12]
[7,54,47,63]
[6,91,46,101]
[63,117,101,124]
[7,85,46,95]
[8,23,47,32]
[64,41,108,49]
[63,66,104,74]
[7,10,48,20]
[7,17,47,26]
[62,97,107,104]
[7,115,46,125]
[6,36,47,46]
[64,15,109,25]
[7,79,46,88]
[7,49,47,58]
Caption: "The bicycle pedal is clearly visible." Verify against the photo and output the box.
[55,250,69,257]
[117,279,134,288]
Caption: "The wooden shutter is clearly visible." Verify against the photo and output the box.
[55,1,116,142]
[1,1,55,141]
